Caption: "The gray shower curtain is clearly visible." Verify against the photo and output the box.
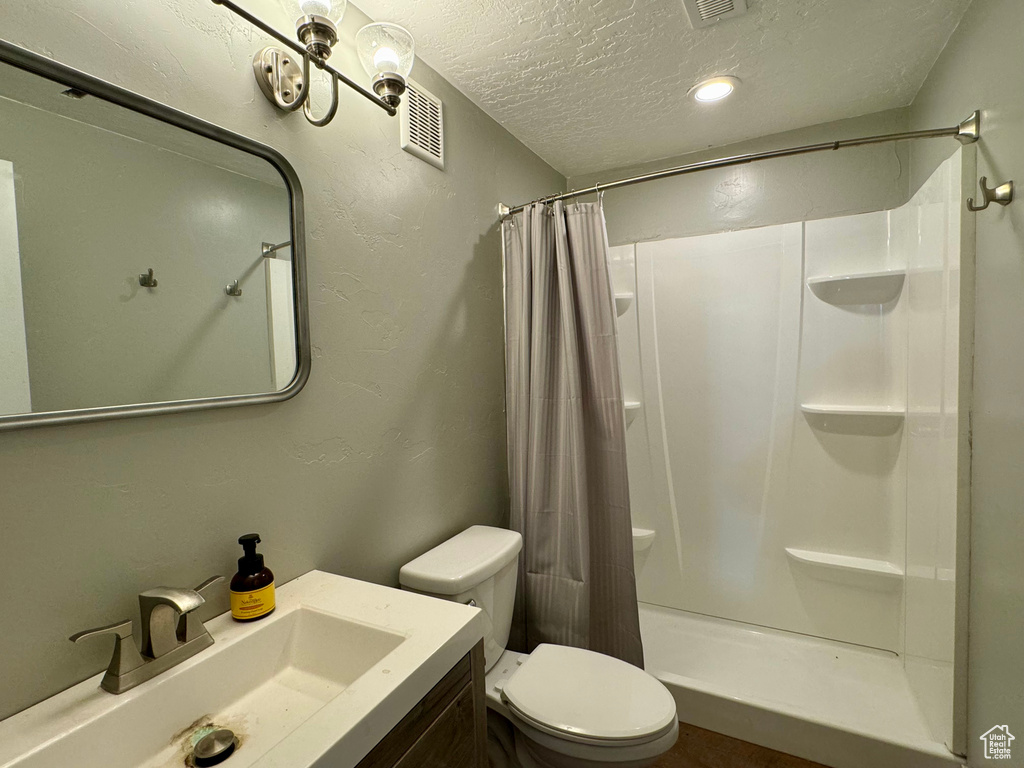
[502,200,643,668]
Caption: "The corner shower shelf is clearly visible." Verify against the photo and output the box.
[632,527,656,555]
[807,270,906,305]
[785,547,904,592]
[624,400,642,427]
[615,292,634,316]
[800,404,905,418]
[800,404,905,435]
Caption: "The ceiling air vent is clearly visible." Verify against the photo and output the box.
[400,80,444,171]
[681,0,748,28]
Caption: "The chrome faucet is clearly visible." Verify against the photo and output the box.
[70,576,224,694]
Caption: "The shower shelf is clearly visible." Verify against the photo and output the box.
[632,527,656,555]
[785,547,904,591]
[615,292,634,316]
[800,404,905,435]
[801,404,905,418]
[807,270,906,305]
[624,400,641,427]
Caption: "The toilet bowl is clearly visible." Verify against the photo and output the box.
[400,526,678,768]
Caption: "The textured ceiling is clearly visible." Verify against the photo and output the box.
[353,0,973,176]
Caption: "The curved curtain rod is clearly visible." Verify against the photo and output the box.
[498,111,981,219]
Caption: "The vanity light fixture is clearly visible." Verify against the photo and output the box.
[689,75,740,103]
[295,0,346,60]
[355,22,415,109]
[210,0,414,126]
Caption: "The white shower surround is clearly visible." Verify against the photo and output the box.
[0,160,31,415]
[612,149,973,765]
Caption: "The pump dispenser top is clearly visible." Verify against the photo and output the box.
[237,533,265,574]
[230,533,275,621]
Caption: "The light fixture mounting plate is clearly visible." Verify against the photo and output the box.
[252,46,305,110]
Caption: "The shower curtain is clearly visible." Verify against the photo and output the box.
[502,200,643,668]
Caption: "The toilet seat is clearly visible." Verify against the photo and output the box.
[500,644,677,746]
[507,709,679,767]
[506,702,678,747]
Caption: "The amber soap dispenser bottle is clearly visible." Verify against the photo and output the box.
[230,533,275,621]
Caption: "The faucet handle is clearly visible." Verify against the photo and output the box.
[177,575,225,643]
[70,618,134,646]
[193,575,226,595]
[69,619,146,691]
[70,618,134,643]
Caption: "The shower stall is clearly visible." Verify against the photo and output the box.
[612,149,973,768]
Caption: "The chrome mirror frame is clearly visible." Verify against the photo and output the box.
[0,38,311,431]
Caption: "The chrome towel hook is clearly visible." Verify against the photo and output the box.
[225,279,242,297]
[139,268,158,288]
[967,176,1014,212]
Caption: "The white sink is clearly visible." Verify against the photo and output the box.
[0,571,485,768]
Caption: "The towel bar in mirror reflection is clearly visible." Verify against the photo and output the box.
[0,39,310,431]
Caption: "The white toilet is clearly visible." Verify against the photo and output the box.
[400,526,678,768]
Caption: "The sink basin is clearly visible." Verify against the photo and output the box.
[0,571,485,768]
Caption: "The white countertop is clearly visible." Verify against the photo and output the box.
[0,570,485,768]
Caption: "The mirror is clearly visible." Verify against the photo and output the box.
[0,41,309,430]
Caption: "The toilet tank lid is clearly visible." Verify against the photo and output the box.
[400,526,523,595]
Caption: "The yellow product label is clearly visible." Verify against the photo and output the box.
[231,582,275,620]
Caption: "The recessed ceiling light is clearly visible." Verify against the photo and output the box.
[690,76,740,103]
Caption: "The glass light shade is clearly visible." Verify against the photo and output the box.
[297,0,345,23]
[355,23,415,78]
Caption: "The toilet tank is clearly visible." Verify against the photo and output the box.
[400,526,522,671]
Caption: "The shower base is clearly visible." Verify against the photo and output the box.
[639,603,962,768]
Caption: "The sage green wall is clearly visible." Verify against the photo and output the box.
[0,0,563,720]
[568,108,910,246]
[906,1,1024,764]
[1,95,288,411]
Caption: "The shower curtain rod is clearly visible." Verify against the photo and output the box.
[498,111,981,219]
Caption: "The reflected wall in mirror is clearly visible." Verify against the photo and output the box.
[0,42,308,429]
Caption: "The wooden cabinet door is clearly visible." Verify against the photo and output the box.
[393,683,477,768]
[356,641,487,768]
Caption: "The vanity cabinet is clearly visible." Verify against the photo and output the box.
[356,641,487,768]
